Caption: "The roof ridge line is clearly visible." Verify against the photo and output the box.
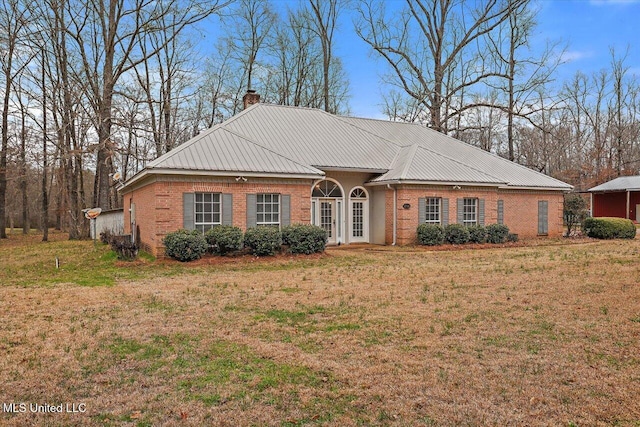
[324,110,405,149]
[399,144,419,180]
[413,143,506,183]
[147,123,224,168]
[218,126,324,175]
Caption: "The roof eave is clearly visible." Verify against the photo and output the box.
[316,166,389,174]
[498,184,573,191]
[120,168,324,192]
[365,179,505,187]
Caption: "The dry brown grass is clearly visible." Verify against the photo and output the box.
[1,233,639,426]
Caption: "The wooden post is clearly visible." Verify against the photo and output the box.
[626,191,630,219]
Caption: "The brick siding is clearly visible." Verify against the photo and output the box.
[390,185,564,245]
[123,176,313,256]
[125,176,565,255]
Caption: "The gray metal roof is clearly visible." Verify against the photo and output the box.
[146,126,323,176]
[343,116,572,189]
[370,143,506,185]
[123,103,573,191]
[222,105,400,170]
[588,176,640,192]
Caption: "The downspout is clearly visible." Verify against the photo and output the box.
[589,192,593,217]
[387,184,397,245]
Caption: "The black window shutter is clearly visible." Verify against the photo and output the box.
[281,195,290,226]
[538,200,548,235]
[246,194,257,228]
[442,198,449,226]
[457,198,463,224]
[183,193,195,230]
[497,200,504,225]
[418,198,426,223]
[222,193,233,226]
[478,199,485,226]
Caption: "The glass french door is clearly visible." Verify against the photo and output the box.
[319,199,336,244]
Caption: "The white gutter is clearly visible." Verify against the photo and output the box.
[387,184,397,246]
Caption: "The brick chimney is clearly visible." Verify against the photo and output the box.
[242,89,260,110]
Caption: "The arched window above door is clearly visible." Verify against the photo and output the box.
[350,187,368,199]
[312,179,343,198]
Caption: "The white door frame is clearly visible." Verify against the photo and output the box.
[349,187,369,243]
[311,178,345,244]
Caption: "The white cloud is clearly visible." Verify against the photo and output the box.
[561,50,593,63]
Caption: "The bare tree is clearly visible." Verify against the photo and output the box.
[0,0,32,238]
[486,0,564,160]
[305,0,342,113]
[63,0,228,211]
[355,0,525,132]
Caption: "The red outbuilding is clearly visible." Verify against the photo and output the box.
[588,176,640,222]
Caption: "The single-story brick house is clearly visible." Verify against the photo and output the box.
[588,175,640,222]
[120,92,573,256]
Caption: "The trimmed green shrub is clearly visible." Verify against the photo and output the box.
[205,225,243,255]
[163,229,208,262]
[467,225,487,244]
[244,226,282,256]
[507,233,519,242]
[109,235,138,261]
[444,224,470,244]
[282,224,327,254]
[582,217,636,239]
[417,224,445,246]
[486,224,510,244]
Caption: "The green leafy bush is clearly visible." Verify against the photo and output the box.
[467,225,487,243]
[244,226,282,256]
[486,224,510,244]
[205,225,243,255]
[163,229,208,262]
[109,235,138,261]
[282,224,327,254]
[445,224,470,244]
[417,224,445,246]
[507,233,519,242]
[582,217,636,239]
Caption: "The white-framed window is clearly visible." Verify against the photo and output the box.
[257,193,280,226]
[350,188,367,238]
[195,193,221,233]
[425,197,441,224]
[463,198,477,226]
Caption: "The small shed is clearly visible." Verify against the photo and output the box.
[588,176,640,222]
[90,208,124,239]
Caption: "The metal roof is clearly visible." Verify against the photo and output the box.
[222,105,400,170]
[145,126,324,176]
[342,116,572,189]
[123,103,573,191]
[370,144,506,185]
[588,176,640,192]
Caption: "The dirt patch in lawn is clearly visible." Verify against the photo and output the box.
[1,235,639,426]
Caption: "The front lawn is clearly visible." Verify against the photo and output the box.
[0,232,638,426]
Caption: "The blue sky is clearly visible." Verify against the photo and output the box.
[204,0,640,118]
[337,0,640,118]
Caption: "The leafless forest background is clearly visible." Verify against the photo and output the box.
[1,0,639,239]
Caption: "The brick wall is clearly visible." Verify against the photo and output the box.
[394,185,499,245]
[125,175,566,255]
[500,190,564,237]
[123,176,313,256]
[389,185,564,245]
